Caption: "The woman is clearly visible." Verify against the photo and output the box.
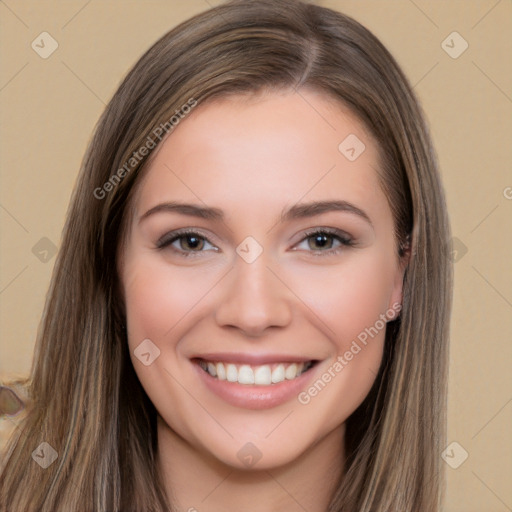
[0,0,453,510]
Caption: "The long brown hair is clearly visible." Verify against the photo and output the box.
[0,1,452,510]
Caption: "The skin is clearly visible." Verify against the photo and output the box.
[119,89,408,512]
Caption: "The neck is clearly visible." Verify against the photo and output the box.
[156,416,345,512]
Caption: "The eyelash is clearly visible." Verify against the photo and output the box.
[156,227,355,258]
[298,228,355,256]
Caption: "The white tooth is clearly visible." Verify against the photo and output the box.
[216,362,226,380]
[238,365,254,384]
[271,364,285,383]
[296,362,304,375]
[226,364,238,382]
[285,363,298,380]
[254,365,272,385]
[207,362,217,377]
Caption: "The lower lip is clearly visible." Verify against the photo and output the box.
[192,361,318,410]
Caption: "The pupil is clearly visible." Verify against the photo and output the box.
[310,234,331,249]
[184,235,202,250]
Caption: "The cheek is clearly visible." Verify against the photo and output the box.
[121,256,215,434]
[123,256,217,342]
[289,250,396,344]
[291,254,394,428]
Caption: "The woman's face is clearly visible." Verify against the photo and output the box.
[119,90,406,470]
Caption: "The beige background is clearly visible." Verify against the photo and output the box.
[0,1,510,510]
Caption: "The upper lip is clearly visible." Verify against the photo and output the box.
[191,353,316,365]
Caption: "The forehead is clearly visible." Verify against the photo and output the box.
[130,89,387,225]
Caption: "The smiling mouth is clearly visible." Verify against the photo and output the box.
[195,358,317,386]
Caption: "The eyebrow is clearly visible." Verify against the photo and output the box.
[139,200,373,228]
[281,200,373,228]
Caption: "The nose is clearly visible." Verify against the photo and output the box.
[214,255,293,337]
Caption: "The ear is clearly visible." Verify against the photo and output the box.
[387,237,411,320]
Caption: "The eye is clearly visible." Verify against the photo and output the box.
[156,230,218,256]
[294,228,354,255]
[156,228,354,257]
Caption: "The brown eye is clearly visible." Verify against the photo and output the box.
[156,230,217,256]
[307,233,335,250]
[294,229,354,256]
[178,234,205,251]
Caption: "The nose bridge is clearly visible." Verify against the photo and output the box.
[235,253,274,300]
[214,250,292,335]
